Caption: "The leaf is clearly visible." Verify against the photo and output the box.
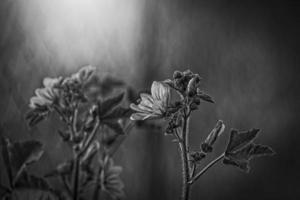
[15,172,50,190]
[44,161,73,178]
[100,157,124,200]
[225,129,259,153]
[197,92,214,103]
[104,121,125,136]
[126,87,139,103]
[11,172,63,200]
[102,107,132,120]
[8,140,44,181]
[227,143,275,161]
[223,128,275,173]
[0,136,13,188]
[223,157,250,172]
[99,93,124,116]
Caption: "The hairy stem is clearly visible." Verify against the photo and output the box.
[179,115,191,200]
[189,153,225,184]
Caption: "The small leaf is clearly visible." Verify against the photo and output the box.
[197,92,214,103]
[99,93,124,116]
[225,129,259,153]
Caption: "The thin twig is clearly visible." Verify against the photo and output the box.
[189,153,225,184]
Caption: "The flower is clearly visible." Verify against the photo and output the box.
[70,65,96,84]
[29,77,63,109]
[100,157,124,200]
[130,81,170,120]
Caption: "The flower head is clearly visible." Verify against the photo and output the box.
[29,77,63,109]
[130,81,170,120]
[100,157,124,199]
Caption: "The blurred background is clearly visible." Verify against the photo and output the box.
[0,0,299,199]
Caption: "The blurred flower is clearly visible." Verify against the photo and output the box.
[100,157,124,200]
[70,65,96,84]
[29,77,63,109]
[130,81,170,120]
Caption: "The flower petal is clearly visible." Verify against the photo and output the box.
[130,103,147,113]
[29,96,45,109]
[140,93,154,106]
[151,81,170,105]
[130,113,147,120]
[151,81,161,100]
[43,77,62,88]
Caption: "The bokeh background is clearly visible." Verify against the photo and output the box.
[0,0,299,199]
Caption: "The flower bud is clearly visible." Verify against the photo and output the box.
[193,97,201,105]
[201,120,225,153]
[173,71,183,79]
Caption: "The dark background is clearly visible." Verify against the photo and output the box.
[0,0,299,199]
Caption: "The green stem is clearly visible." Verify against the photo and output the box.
[189,153,225,184]
[179,115,191,200]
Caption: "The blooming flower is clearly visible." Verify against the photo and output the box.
[100,157,124,199]
[130,81,170,120]
[29,77,63,109]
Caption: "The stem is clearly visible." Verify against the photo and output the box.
[72,155,80,200]
[60,175,72,197]
[79,119,100,157]
[189,153,225,184]
[179,115,191,200]
[92,165,102,200]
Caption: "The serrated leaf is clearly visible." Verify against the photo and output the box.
[250,144,275,157]
[223,128,275,173]
[227,143,274,161]
[99,93,124,116]
[223,157,250,172]
[225,129,259,153]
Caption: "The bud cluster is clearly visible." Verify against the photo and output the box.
[164,69,214,112]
